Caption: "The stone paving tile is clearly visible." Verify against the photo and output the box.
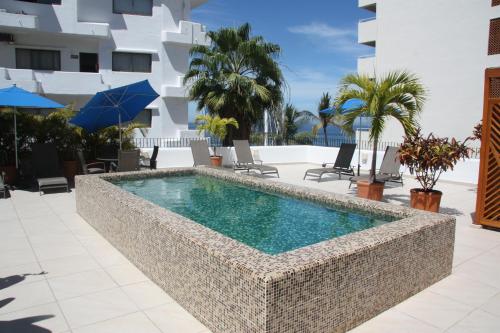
[446,309,500,333]
[0,302,69,333]
[72,312,161,333]
[144,304,209,333]
[121,281,175,310]
[104,263,149,286]
[0,280,55,315]
[394,291,474,330]
[58,288,138,329]
[47,269,118,300]
[480,291,500,318]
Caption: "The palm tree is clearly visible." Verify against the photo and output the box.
[281,104,310,144]
[337,71,426,183]
[302,92,344,146]
[184,23,284,145]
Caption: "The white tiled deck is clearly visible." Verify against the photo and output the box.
[1,163,499,333]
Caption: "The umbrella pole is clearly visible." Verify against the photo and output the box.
[357,117,362,176]
[118,112,122,151]
[14,107,19,169]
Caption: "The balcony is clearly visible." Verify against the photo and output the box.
[358,17,377,47]
[0,68,110,95]
[161,85,187,99]
[358,0,376,12]
[357,55,376,78]
[162,21,209,47]
[161,75,188,98]
[0,1,109,38]
[0,9,38,31]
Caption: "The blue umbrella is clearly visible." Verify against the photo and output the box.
[338,98,370,176]
[319,107,335,116]
[0,85,64,168]
[70,80,159,149]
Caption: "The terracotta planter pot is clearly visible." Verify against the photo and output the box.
[410,189,442,212]
[357,180,385,201]
[210,156,223,167]
[63,160,78,181]
[0,165,16,185]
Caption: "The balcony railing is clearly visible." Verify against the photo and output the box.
[162,20,209,46]
[0,68,109,94]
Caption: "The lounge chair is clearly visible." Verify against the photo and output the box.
[77,149,106,175]
[32,143,69,195]
[349,146,403,188]
[0,172,7,199]
[140,145,159,170]
[303,143,356,181]
[111,150,140,172]
[190,140,212,166]
[233,140,279,177]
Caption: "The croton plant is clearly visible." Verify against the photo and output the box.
[399,129,471,192]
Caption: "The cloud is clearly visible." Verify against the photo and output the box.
[283,68,340,111]
[288,22,363,53]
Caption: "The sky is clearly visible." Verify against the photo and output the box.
[188,0,374,122]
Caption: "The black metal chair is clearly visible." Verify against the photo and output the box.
[303,143,357,181]
[77,150,106,175]
[32,143,69,195]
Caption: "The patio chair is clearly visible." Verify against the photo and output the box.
[140,145,159,170]
[77,150,106,175]
[303,143,356,181]
[233,140,279,177]
[32,143,69,195]
[111,150,140,172]
[190,140,212,166]
[0,171,7,199]
[349,146,403,188]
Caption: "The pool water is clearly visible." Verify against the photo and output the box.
[112,175,395,255]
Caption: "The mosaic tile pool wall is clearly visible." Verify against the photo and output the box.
[75,167,455,333]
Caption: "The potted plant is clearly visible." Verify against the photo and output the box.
[337,71,425,200]
[195,114,238,166]
[399,129,471,212]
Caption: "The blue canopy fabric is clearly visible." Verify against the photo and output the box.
[319,107,335,116]
[70,80,159,133]
[0,85,64,108]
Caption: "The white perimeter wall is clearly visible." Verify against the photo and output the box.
[142,146,480,185]
[359,0,500,145]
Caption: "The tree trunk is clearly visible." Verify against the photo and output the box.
[323,126,328,147]
[370,138,378,183]
[223,117,251,146]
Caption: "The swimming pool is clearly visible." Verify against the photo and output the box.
[76,167,455,333]
[112,175,395,255]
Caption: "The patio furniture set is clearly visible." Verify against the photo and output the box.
[190,140,403,187]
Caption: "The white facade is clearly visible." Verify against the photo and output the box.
[357,0,500,144]
[0,0,208,138]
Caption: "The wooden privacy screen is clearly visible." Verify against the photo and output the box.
[476,68,500,229]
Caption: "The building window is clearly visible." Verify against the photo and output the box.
[133,109,152,128]
[493,0,500,6]
[112,52,152,72]
[16,0,61,4]
[113,0,153,16]
[489,18,500,55]
[16,48,61,71]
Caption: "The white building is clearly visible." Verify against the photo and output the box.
[0,0,208,138]
[357,0,500,143]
